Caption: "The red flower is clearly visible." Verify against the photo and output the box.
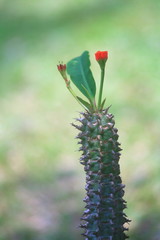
[57,63,66,72]
[95,51,108,61]
[57,63,70,87]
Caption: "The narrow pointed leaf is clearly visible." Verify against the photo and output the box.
[67,51,96,101]
[100,98,106,110]
[77,96,92,111]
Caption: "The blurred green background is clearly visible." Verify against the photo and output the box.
[0,0,160,239]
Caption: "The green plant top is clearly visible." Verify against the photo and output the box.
[57,51,130,239]
[57,51,108,113]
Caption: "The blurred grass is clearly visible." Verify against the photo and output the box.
[0,0,160,239]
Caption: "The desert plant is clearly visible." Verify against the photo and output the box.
[57,51,130,240]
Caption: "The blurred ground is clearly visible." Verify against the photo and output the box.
[0,0,160,239]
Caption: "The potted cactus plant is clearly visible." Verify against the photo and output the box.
[57,51,130,240]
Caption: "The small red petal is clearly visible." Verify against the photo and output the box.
[57,64,66,71]
[95,51,108,61]
[95,51,101,61]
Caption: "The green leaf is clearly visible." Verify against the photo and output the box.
[100,98,106,110]
[77,96,92,112]
[67,51,96,101]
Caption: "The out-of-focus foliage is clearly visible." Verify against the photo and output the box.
[0,0,160,239]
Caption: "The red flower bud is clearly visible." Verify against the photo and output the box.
[57,64,66,72]
[95,51,108,61]
[57,63,70,87]
[95,51,108,70]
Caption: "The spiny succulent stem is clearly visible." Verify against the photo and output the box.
[98,67,105,109]
[73,110,130,239]
[58,51,130,239]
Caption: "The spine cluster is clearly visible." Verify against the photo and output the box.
[73,108,130,240]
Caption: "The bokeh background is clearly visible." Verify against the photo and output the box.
[0,0,160,239]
